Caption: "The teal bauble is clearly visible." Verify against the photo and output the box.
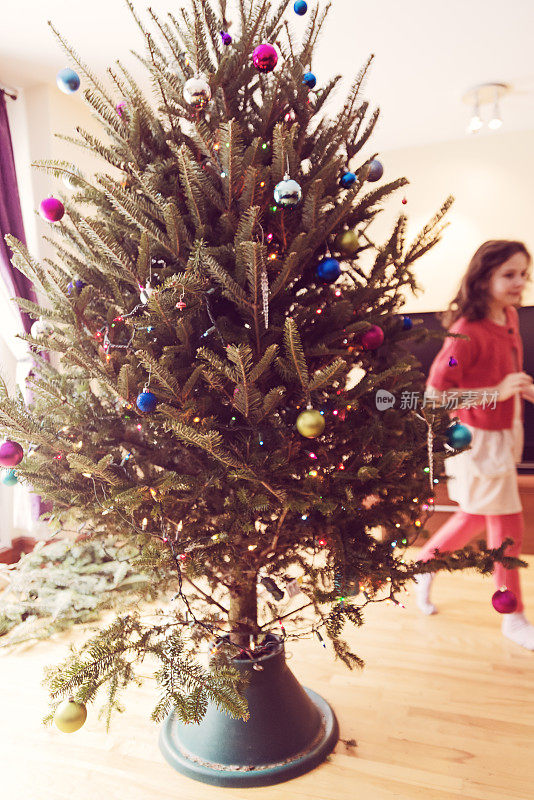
[447,422,472,451]
[56,68,80,94]
[2,469,18,486]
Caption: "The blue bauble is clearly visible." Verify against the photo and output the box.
[294,0,308,14]
[302,72,317,89]
[447,422,472,451]
[67,279,85,295]
[367,159,384,182]
[340,171,356,188]
[136,390,158,413]
[2,469,18,487]
[402,315,413,330]
[316,257,341,283]
[56,68,81,94]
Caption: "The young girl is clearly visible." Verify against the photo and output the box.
[416,240,534,650]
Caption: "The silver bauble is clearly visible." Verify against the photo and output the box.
[140,281,154,305]
[31,318,54,338]
[183,77,212,109]
[273,175,302,207]
[62,173,79,190]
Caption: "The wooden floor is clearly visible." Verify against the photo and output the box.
[2,550,534,800]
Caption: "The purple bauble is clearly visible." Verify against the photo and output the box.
[0,440,24,467]
[492,588,518,614]
[67,279,85,295]
[136,390,158,413]
[360,325,385,351]
[220,31,232,45]
[116,101,127,117]
[252,43,278,73]
[40,197,65,222]
[367,159,384,182]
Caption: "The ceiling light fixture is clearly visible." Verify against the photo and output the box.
[462,82,510,135]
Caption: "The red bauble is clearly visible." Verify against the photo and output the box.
[360,325,385,351]
[402,197,408,205]
[40,197,65,222]
[0,440,24,467]
[252,43,278,72]
[492,588,518,614]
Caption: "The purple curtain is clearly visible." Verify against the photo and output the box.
[0,90,37,333]
[0,90,45,529]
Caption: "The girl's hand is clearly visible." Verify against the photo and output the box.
[496,372,533,402]
[521,383,534,404]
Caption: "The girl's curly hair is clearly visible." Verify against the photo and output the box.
[439,240,532,329]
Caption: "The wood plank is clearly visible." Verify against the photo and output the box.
[1,550,533,800]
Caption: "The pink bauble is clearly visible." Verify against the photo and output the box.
[40,197,65,222]
[252,43,278,73]
[0,440,24,467]
[116,101,127,117]
[360,324,385,351]
[492,588,518,614]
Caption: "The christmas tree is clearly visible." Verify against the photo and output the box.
[0,0,518,735]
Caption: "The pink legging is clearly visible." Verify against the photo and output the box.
[418,510,525,612]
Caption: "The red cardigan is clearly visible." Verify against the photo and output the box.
[426,304,524,431]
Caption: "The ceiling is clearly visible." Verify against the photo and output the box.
[1,0,533,151]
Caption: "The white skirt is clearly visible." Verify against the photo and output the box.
[445,395,523,515]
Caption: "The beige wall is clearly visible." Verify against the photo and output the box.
[365,129,534,312]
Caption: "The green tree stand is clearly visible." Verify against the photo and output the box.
[159,634,339,787]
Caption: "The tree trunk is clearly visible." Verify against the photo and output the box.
[228,576,259,649]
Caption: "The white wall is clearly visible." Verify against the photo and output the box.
[363,129,534,312]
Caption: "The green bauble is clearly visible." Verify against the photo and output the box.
[54,699,87,733]
[334,229,359,256]
[296,409,325,438]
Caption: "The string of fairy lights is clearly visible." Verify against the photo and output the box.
[26,121,446,658]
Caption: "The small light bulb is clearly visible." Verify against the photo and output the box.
[488,116,502,130]
[467,114,483,134]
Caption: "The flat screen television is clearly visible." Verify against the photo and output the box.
[404,306,534,473]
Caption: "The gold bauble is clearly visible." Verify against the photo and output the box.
[54,699,87,733]
[334,229,359,256]
[296,409,325,438]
